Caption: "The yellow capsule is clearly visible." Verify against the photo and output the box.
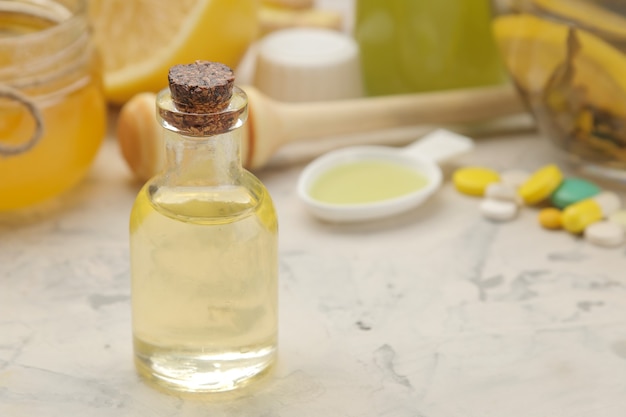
[562,191,621,234]
[562,200,602,233]
[453,167,500,196]
[518,164,563,205]
[538,207,562,230]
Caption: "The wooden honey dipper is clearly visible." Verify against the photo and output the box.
[117,84,524,181]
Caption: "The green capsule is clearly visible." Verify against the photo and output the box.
[550,177,600,209]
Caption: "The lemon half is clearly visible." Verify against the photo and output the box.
[89,0,259,104]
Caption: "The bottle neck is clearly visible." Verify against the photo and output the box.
[163,128,243,186]
[156,85,248,187]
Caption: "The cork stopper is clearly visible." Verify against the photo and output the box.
[159,61,245,136]
[168,61,235,112]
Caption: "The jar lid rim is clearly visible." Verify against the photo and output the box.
[0,0,87,47]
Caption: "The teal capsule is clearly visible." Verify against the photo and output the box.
[550,177,600,209]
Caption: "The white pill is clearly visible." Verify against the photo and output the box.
[609,210,626,229]
[480,198,518,221]
[500,169,530,188]
[485,182,521,204]
[584,221,625,247]
[594,191,622,217]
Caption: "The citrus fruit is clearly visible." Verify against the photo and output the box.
[493,13,626,118]
[88,0,259,104]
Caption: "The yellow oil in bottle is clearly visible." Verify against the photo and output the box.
[130,176,278,393]
[0,5,107,211]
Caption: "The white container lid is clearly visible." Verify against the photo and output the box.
[254,27,364,102]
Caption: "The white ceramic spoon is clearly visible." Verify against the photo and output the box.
[297,129,474,222]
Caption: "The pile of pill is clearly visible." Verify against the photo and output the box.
[452,164,626,248]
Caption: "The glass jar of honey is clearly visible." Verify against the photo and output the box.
[0,0,107,211]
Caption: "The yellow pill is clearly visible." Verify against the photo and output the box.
[562,199,603,234]
[562,191,621,234]
[538,207,562,229]
[518,164,563,205]
[453,167,500,196]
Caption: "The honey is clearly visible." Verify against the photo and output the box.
[0,0,107,211]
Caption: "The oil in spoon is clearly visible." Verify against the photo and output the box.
[308,159,429,204]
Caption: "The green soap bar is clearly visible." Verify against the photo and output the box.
[550,177,600,209]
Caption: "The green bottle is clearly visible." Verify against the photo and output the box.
[355,0,505,96]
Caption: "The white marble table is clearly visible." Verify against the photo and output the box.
[2,124,626,416]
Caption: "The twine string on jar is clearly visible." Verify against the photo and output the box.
[0,84,44,156]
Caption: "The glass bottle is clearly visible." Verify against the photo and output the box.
[0,0,107,210]
[130,61,279,393]
[354,0,505,96]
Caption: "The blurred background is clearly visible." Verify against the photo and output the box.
[3,0,626,211]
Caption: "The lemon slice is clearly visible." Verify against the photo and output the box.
[532,0,626,38]
[493,13,626,117]
[88,0,258,104]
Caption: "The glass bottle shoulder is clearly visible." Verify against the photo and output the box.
[130,170,277,229]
